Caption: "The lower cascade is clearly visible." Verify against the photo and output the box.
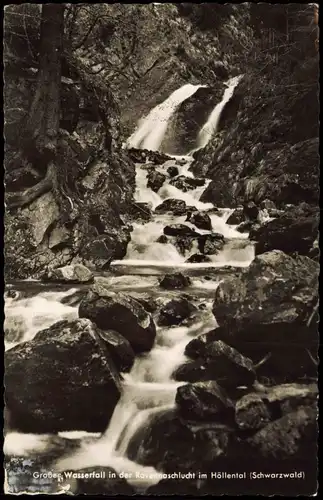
[4,83,257,490]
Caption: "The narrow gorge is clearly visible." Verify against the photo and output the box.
[3,3,319,496]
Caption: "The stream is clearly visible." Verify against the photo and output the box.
[5,77,258,492]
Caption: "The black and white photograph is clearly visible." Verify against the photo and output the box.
[3,2,319,496]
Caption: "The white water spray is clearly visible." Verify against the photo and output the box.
[127,84,206,152]
[197,75,243,149]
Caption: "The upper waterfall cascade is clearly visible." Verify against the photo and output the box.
[197,75,243,149]
[126,84,206,152]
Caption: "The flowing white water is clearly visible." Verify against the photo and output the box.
[127,84,206,152]
[197,75,243,149]
[54,302,217,487]
[5,78,254,493]
[4,288,79,350]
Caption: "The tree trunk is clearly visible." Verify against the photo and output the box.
[27,4,64,161]
[8,5,64,209]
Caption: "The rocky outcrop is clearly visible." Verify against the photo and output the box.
[213,251,318,334]
[4,318,121,433]
[79,283,156,353]
[249,203,319,256]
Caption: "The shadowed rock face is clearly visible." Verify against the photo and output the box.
[249,204,319,256]
[4,318,122,433]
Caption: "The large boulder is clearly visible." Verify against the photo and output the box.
[155,199,188,216]
[173,341,256,388]
[46,264,94,283]
[169,175,205,192]
[249,204,319,256]
[126,408,233,473]
[246,405,317,460]
[163,224,199,237]
[159,273,192,289]
[4,318,121,433]
[186,210,212,231]
[198,233,225,254]
[147,171,167,192]
[176,381,234,420]
[213,251,319,337]
[79,284,156,353]
[157,297,197,326]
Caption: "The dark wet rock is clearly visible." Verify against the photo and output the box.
[167,166,179,177]
[5,318,121,433]
[46,264,94,283]
[186,210,212,230]
[65,466,135,495]
[205,340,256,387]
[176,381,235,420]
[156,234,169,244]
[158,297,197,326]
[127,148,171,165]
[243,201,259,221]
[213,251,319,339]
[226,207,245,225]
[235,393,272,431]
[198,233,225,254]
[173,360,210,383]
[79,283,156,353]
[186,253,212,263]
[176,339,256,388]
[163,223,199,237]
[155,198,188,216]
[127,408,233,473]
[169,175,205,192]
[245,406,317,460]
[147,171,167,192]
[98,329,135,372]
[130,202,152,222]
[159,273,192,290]
[249,203,319,256]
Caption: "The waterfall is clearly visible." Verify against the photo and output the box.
[197,75,243,149]
[5,73,255,494]
[127,84,206,152]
